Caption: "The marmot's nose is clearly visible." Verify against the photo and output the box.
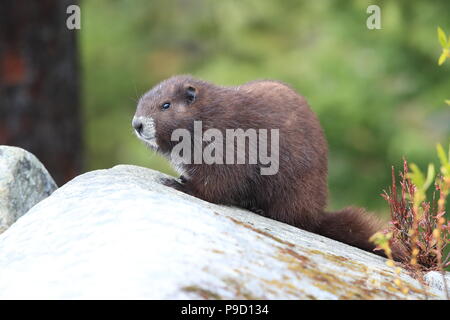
[132,117,143,135]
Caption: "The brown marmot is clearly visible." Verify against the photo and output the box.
[132,75,387,256]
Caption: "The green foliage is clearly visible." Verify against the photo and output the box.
[408,162,435,206]
[437,27,450,66]
[437,143,450,175]
[437,27,450,107]
[81,0,450,214]
[408,143,450,212]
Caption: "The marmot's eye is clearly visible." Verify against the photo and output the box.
[161,102,171,110]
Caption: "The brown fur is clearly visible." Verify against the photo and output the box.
[316,207,384,253]
[133,75,388,257]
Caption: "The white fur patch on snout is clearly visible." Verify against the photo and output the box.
[133,116,158,149]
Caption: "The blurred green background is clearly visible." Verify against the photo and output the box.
[80,0,450,216]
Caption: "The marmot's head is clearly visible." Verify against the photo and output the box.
[132,75,206,153]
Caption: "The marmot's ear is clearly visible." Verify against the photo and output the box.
[186,86,196,104]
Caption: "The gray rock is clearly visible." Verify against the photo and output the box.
[0,145,57,233]
[0,164,446,299]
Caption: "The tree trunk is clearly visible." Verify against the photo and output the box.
[0,0,82,185]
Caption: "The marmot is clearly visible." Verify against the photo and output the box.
[132,75,388,256]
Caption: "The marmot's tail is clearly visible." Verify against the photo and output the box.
[316,207,388,257]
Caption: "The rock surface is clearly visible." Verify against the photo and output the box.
[0,145,57,234]
[424,271,450,294]
[0,164,446,299]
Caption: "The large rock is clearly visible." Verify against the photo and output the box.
[0,165,446,299]
[0,145,57,233]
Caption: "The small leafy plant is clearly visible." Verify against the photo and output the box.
[371,143,450,298]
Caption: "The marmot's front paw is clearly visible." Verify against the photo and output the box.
[161,177,180,187]
[250,207,265,216]
[161,177,188,194]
